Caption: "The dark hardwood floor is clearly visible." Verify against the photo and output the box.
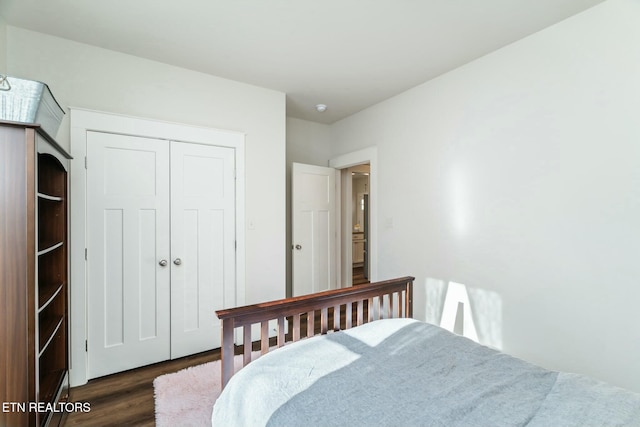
[353,265,369,285]
[64,350,220,426]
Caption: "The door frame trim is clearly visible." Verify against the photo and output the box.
[330,147,378,286]
[69,108,246,386]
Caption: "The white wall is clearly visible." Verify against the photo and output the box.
[0,16,6,72]
[287,117,333,167]
[6,26,286,307]
[329,0,640,392]
[286,117,333,295]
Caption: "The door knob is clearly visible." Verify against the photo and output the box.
[159,259,168,267]
[173,258,182,265]
[294,244,302,250]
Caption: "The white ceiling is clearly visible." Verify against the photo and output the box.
[0,0,605,124]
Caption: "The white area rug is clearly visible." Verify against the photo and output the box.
[154,355,244,427]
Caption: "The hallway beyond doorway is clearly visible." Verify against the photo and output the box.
[352,266,369,285]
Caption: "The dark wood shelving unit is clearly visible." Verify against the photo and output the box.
[1,121,71,427]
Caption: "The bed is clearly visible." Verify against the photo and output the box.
[213,277,640,426]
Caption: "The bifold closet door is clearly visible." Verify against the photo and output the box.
[87,132,171,378]
[87,133,236,378]
[169,141,236,359]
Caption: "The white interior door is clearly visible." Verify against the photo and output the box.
[170,142,236,358]
[87,132,171,378]
[87,134,237,377]
[292,162,336,296]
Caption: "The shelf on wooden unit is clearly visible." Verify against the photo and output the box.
[38,282,64,313]
[37,192,64,202]
[39,316,64,357]
[37,241,64,256]
[39,369,66,406]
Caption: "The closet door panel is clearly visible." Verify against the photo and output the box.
[87,132,171,378]
[170,141,236,359]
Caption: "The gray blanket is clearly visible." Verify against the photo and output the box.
[211,319,640,426]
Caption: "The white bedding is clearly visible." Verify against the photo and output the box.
[211,318,640,427]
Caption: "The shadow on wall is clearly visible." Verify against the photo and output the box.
[422,278,503,350]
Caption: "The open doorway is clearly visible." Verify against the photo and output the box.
[349,165,370,285]
[330,146,378,289]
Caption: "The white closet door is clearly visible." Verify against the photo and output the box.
[87,132,171,378]
[170,142,236,358]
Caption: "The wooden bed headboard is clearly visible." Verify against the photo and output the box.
[215,276,415,388]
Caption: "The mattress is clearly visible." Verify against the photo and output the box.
[212,318,640,427]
